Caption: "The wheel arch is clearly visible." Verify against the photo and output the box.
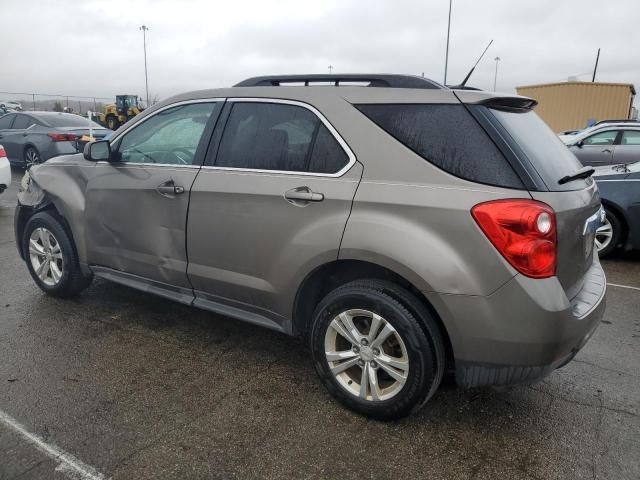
[292,259,455,368]
[601,199,629,242]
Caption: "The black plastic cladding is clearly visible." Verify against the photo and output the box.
[234,74,444,90]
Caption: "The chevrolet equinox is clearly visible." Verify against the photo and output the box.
[15,74,606,419]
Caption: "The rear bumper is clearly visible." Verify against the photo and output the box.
[425,256,606,388]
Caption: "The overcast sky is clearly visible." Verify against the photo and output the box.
[1,0,638,103]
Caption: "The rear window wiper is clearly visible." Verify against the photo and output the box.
[558,166,595,185]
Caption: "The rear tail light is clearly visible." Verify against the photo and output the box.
[471,199,557,278]
[47,133,78,142]
[0,146,6,158]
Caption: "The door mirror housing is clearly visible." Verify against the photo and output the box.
[84,140,111,161]
[574,140,584,148]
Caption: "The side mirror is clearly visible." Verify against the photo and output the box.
[83,140,111,161]
[574,140,584,148]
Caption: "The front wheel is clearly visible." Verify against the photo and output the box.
[23,211,92,297]
[310,280,445,420]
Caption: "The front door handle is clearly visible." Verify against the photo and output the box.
[157,180,185,197]
[602,148,612,153]
[284,186,324,205]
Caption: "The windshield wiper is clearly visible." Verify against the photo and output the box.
[558,166,595,185]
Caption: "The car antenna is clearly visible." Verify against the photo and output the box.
[451,39,493,89]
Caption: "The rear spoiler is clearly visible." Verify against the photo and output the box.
[453,90,538,112]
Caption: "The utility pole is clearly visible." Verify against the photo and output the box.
[443,0,452,85]
[592,48,600,82]
[493,56,500,91]
[140,25,150,107]
[328,65,334,74]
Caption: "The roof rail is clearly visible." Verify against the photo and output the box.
[594,119,639,125]
[234,74,444,90]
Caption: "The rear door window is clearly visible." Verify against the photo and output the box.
[0,114,15,129]
[215,102,350,174]
[355,104,524,188]
[11,115,33,130]
[621,130,640,145]
[490,108,589,191]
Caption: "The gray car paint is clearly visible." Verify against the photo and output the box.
[15,85,606,388]
[0,112,109,166]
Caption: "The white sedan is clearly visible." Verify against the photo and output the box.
[0,144,11,194]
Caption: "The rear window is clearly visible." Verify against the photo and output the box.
[490,109,589,191]
[355,104,523,189]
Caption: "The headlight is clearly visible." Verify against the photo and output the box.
[20,170,31,191]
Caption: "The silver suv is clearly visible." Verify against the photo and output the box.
[15,74,606,419]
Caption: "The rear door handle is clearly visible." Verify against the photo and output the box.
[157,181,185,197]
[284,186,324,204]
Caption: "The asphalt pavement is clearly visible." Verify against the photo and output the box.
[1,168,638,480]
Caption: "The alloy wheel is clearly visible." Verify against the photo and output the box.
[324,309,409,402]
[29,227,64,286]
[25,148,40,167]
[595,216,613,252]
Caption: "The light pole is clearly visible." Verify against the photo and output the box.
[493,56,500,91]
[443,0,452,85]
[328,65,334,74]
[139,25,150,107]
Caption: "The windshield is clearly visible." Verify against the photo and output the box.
[490,108,591,191]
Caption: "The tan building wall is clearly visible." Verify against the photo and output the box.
[515,82,636,133]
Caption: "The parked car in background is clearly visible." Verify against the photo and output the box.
[566,123,640,167]
[0,100,22,111]
[0,144,10,194]
[0,111,109,167]
[15,74,606,419]
[593,161,640,257]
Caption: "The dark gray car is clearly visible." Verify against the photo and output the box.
[14,74,606,419]
[593,161,640,257]
[568,124,640,167]
[0,111,109,167]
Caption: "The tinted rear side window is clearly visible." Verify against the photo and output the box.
[356,104,523,188]
[0,114,15,129]
[216,102,349,174]
[490,108,588,191]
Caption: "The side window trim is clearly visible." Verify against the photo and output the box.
[204,97,356,177]
[106,98,224,168]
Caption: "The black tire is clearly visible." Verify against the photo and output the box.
[310,279,445,420]
[597,208,623,258]
[106,115,119,130]
[22,211,92,297]
[23,146,41,168]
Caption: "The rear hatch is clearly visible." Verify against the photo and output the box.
[482,102,601,298]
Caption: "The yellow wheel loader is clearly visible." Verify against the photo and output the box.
[99,95,144,130]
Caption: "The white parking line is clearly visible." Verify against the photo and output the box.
[607,282,640,292]
[0,410,106,480]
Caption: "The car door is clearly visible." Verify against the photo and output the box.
[570,130,618,166]
[186,99,362,329]
[0,114,17,161]
[612,130,640,165]
[84,100,222,295]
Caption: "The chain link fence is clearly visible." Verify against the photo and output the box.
[0,91,115,116]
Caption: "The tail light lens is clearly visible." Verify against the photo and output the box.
[0,146,6,158]
[47,133,78,142]
[471,199,557,278]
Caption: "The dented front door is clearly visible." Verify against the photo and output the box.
[83,100,221,288]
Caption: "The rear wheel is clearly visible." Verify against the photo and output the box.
[310,280,445,420]
[24,146,41,167]
[596,208,622,258]
[23,212,92,297]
